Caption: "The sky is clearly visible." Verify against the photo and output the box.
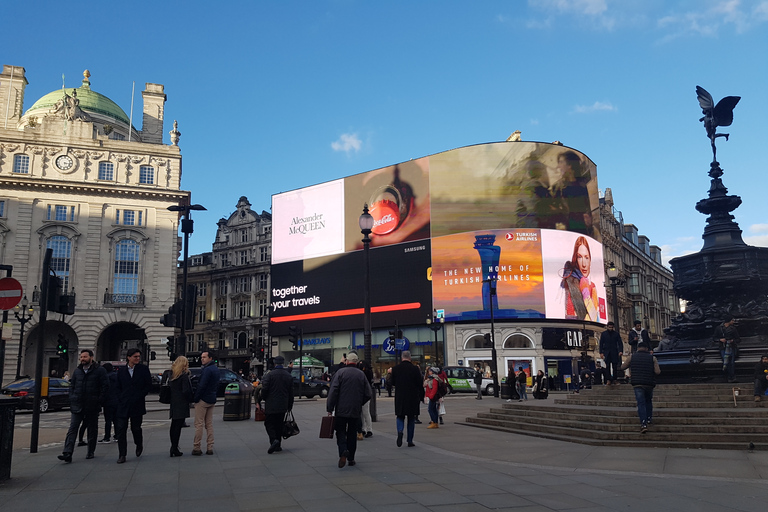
[4,0,767,266]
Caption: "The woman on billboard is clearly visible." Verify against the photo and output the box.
[561,236,598,321]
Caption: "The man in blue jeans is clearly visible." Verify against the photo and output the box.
[621,341,660,433]
[714,315,740,383]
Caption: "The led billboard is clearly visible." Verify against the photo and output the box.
[271,141,605,334]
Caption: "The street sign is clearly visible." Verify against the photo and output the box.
[0,277,23,310]
[382,336,410,354]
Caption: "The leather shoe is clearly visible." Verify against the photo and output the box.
[408,442,416,447]
[206,449,214,455]
[58,453,72,463]
[116,456,126,464]
[86,452,94,460]
[348,460,356,466]
[396,431,403,447]
[268,440,280,454]
[191,449,203,456]
[135,445,143,457]
[338,450,348,468]
[77,441,87,447]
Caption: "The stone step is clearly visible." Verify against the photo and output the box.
[553,398,758,408]
[575,387,754,397]
[458,420,767,450]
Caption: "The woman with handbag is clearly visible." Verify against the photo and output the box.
[168,356,193,457]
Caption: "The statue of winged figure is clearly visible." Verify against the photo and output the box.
[696,86,740,163]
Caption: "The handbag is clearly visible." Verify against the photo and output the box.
[282,410,300,439]
[319,415,335,438]
[253,407,266,422]
[159,371,172,405]
[439,402,446,416]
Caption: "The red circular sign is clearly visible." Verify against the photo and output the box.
[0,277,23,310]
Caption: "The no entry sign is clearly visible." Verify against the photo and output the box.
[0,277,23,310]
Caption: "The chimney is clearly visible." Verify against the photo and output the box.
[141,83,166,144]
[1,65,28,129]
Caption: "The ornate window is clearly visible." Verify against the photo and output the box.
[258,298,267,317]
[237,300,251,319]
[113,239,140,295]
[258,274,267,290]
[0,200,5,218]
[219,302,227,321]
[139,165,154,184]
[502,334,534,349]
[98,162,114,180]
[116,209,143,226]
[464,334,491,349]
[238,250,248,265]
[218,280,228,296]
[197,306,206,324]
[259,246,268,262]
[13,155,29,174]
[197,283,207,297]
[47,235,72,291]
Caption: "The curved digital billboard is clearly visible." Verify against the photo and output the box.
[270,141,605,335]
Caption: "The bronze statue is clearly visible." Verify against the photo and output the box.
[696,86,740,163]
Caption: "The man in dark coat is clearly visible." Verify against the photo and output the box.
[114,348,152,464]
[192,349,219,456]
[621,341,660,433]
[327,352,371,468]
[58,349,109,463]
[99,362,119,442]
[261,355,294,454]
[628,319,651,354]
[599,321,623,385]
[389,350,424,448]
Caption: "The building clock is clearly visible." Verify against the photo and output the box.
[55,155,74,171]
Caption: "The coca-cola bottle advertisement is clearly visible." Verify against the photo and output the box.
[344,157,431,251]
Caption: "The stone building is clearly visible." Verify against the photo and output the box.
[182,197,271,375]
[0,65,188,385]
[599,188,680,346]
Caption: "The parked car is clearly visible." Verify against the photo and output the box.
[442,366,496,395]
[189,367,254,397]
[290,368,330,398]
[1,377,71,412]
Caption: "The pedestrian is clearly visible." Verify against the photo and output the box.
[358,359,374,439]
[98,362,118,443]
[473,365,483,400]
[532,369,548,399]
[385,367,393,397]
[621,341,660,433]
[437,367,448,424]
[261,355,294,454]
[192,349,219,456]
[327,352,371,468]
[57,349,109,463]
[714,315,740,383]
[628,319,651,354]
[424,367,440,428]
[388,350,423,448]
[115,348,152,464]
[516,367,528,401]
[754,355,768,402]
[599,321,623,385]
[168,356,193,457]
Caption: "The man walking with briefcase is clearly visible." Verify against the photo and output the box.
[261,356,294,454]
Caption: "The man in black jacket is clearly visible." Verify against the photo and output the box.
[114,348,152,464]
[627,320,651,354]
[389,350,424,448]
[599,322,623,385]
[327,352,371,468]
[58,349,109,463]
[753,355,768,402]
[621,341,660,433]
[261,355,294,454]
[714,315,740,383]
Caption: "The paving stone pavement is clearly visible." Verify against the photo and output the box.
[2,393,768,511]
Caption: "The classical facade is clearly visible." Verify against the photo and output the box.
[599,187,680,346]
[0,65,188,384]
[182,197,271,375]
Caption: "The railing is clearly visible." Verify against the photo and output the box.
[104,291,145,306]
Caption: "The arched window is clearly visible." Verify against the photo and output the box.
[47,235,72,290]
[13,154,30,174]
[114,239,140,295]
[503,334,534,349]
[464,334,491,349]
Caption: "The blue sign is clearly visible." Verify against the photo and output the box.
[382,336,410,354]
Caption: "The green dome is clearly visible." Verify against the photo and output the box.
[25,84,131,125]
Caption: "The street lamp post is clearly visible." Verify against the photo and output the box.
[168,203,206,357]
[14,295,34,379]
[426,311,444,367]
[359,204,376,421]
[606,262,624,331]
[483,277,500,397]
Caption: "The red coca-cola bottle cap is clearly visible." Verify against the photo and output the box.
[370,199,401,235]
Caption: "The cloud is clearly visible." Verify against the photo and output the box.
[572,101,617,114]
[331,133,362,155]
[527,0,617,30]
[745,223,768,247]
[656,0,768,42]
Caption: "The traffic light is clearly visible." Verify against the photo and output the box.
[183,284,196,330]
[249,338,259,354]
[257,345,265,362]
[288,325,301,351]
[160,300,183,328]
[56,333,68,356]
[165,336,177,361]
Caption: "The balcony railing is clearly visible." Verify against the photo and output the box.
[104,290,145,307]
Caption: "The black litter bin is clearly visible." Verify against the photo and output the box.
[0,397,20,482]
[500,381,514,400]
[223,383,251,421]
